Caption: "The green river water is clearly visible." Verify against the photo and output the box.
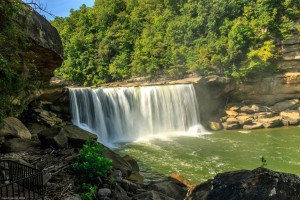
[118,127,300,184]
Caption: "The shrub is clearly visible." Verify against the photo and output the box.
[79,183,97,200]
[73,139,112,181]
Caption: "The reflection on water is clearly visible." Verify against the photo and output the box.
[117,127,300,183]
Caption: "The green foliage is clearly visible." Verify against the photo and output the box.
[79,183,97,200]
[0,0,40,122]
[261,156,267,168]
[73,139,112,181]
[52,0,300,84]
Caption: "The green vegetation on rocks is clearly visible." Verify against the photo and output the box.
[73,139,112,199]
[0,0,40,122]
[52,0,300,85]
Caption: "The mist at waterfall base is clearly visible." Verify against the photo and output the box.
[69,84,210,147]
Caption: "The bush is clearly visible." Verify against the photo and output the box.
[73,139,112,181]
[79,183,97,200]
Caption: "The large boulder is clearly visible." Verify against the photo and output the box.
[38,128,68,149]
[60,125,97,148]
[103,148,135,177]
[186,167,300,200]
[0,117,31,139]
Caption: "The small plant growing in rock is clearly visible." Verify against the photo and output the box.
[79,183,97,200]
[261,156,267,168]
[73,139,112,181]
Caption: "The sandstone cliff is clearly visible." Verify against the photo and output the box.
[20,4,63,82]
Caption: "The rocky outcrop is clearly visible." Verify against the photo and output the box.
[186,167,300,200]
[20,4,63,82]
[232,73,300,106]
[221,100,300,130]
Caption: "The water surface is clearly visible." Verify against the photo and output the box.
[118,127,300,183]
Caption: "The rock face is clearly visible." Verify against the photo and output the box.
[193,76,236,126]
[20,4,63,82]
[187,167,300,200]
[232,73,300,106]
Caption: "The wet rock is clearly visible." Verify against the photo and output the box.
[0,138,38,153]
[60,125,97,148]
[0,117,31,139]
[133,190,175,200]
[186,167,300,200]
[147,181,187,200]
[38,128,68,149]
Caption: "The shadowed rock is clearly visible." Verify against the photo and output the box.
[186,167,300,200]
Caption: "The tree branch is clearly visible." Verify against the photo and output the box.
[23,0,56,19]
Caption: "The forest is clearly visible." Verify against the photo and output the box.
[51,0,300,85]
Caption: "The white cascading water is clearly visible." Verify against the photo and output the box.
[69,84,207,145]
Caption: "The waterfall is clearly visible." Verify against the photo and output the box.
[69,84,206,145]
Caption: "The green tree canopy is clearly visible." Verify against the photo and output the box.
[52,0,300,85]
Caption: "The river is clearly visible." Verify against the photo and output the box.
[118,127,300,183]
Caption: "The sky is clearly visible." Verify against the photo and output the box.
[24,0,95,19]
